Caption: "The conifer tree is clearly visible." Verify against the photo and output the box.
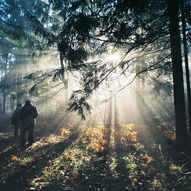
[0,0,191,144]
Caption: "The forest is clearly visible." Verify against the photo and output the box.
[0,0,191,190]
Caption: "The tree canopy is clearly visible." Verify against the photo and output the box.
[0,0,191,143]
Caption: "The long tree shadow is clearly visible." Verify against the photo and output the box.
[65,99,113,191]
[0,130,79,191]
[113,95,132,190]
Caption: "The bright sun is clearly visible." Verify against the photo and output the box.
[106,52,121,64]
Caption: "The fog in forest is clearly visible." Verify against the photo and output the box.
[0,45,174,136]
[2,1,191,191]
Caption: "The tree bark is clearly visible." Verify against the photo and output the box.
[167,0,188,145]
[181,0,191,136]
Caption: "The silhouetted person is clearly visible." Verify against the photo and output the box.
[11,103,22,137]
[20,100,38,147]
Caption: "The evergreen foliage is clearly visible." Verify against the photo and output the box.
[0,0,191,142]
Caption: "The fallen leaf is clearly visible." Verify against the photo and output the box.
[11,155,17,161]
[133,178,138,183]
[147,157,154,164]
[144,154,154,164]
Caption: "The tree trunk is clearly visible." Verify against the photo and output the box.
[167,0,188,145]
[2,92,6,114]
[60,52,69,103]
[181,0,191,136]
[136,60,141,107]
[2,55,8,114]
[15,47,22,105]
[10,94,15,112]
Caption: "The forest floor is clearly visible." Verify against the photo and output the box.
[0,114,191,191]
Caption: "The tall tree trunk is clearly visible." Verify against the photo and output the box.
[15,47,22,104]
[181,0,191,136]
[10,94,15,112]
[2,92,6,114]
[135,58,143,124]
[167,0,188,145]
[136,60,141,107]
[2,55,8,114]
[60,52,69,103]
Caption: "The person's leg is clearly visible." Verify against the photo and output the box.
[14,124,18,137]
[20,126,26,146]
[28,124,34,146]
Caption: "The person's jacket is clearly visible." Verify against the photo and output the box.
[11,106,22,125]
[20,103,38,123]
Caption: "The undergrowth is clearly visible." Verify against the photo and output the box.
[0,121,191,191]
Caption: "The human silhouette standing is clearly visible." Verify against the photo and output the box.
[11,103,22,137]
[20,100,38,147]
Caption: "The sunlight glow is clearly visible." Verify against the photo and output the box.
[106,52,121,64]
[37,53,59,71]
